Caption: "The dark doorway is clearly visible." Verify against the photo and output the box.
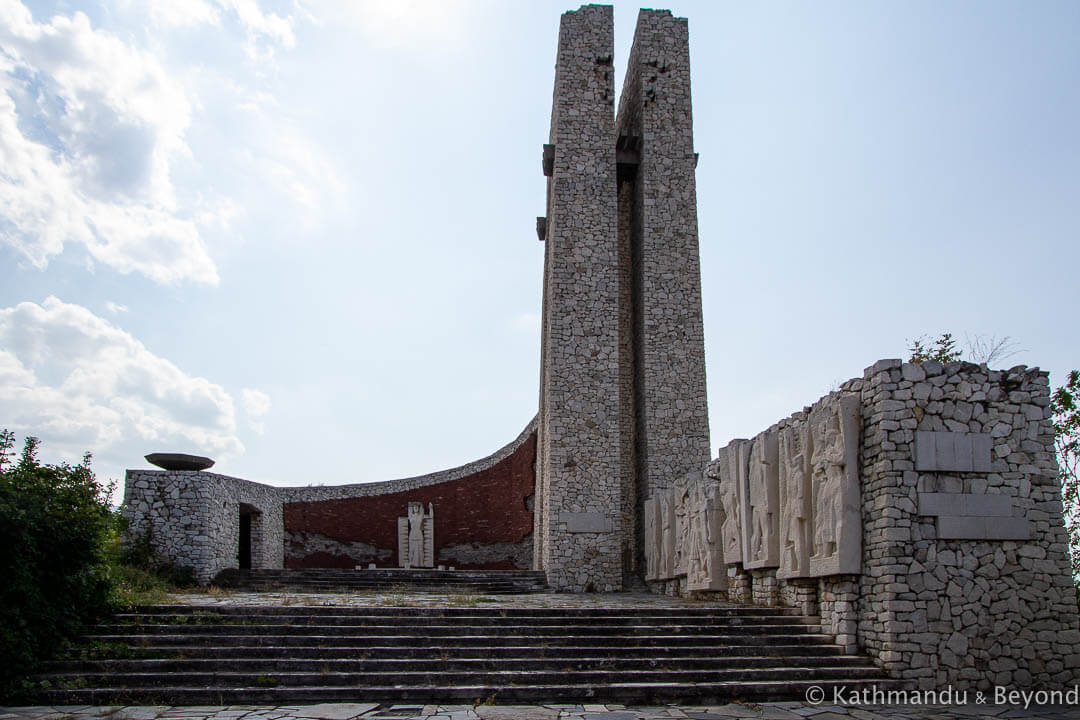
[238,512,252,569]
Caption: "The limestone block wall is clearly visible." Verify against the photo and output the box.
[535,4,625,592]
[654,358,1079,690]
[854,359,1079,690]
[615,9,710,502]
[122,470,283,583]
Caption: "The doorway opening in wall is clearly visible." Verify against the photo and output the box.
[238,503,261,570]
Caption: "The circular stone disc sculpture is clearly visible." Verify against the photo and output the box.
[145,453,215,471]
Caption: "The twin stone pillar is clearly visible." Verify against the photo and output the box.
[533,6,711,592]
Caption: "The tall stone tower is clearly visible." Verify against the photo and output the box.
[534,6,711,592]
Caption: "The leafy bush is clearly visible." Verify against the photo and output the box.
[0,430,115,687]
[908,332,962,364]
[107,521,197,606]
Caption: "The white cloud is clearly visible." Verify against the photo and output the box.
[0,297,244,465]
[240,387,271,434]
[104,301,128,315]
[0,0,219,284]
[146,0,221,28]
[314,0,486,53]
[222,0,296,52]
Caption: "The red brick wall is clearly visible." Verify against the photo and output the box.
[283,432,536,569]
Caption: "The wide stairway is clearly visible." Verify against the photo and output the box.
[31,604,895,705]
[213,568,549,594]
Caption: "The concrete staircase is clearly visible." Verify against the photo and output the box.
[213,569,549,594]
[31,604,896,705]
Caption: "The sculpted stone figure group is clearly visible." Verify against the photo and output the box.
[647,392,861,588]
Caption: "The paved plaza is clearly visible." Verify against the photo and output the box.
[4,699,1080,720]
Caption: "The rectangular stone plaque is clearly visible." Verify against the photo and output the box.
[915,431,992,472]
[559,512,613,533]
[918,492,1012,518]
[937,516,1030,541]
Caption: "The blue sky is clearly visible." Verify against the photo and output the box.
[1,0,1078,498]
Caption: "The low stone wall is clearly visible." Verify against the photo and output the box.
[649,359,1080,691]
[122,470,283,583]
[122,418,538,581]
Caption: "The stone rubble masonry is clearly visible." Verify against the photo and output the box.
[122,469,284,584]
[124,419,536,583]
[534,6,710,592]
[708,359,1080,691]
[535,4,624,593]
[615,8,711,502]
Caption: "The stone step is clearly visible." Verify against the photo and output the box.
[32,602,896,706]
[37,666,888,689]
[48,655,878,674]
[63,643,851,660]
[214,569,549,594]
[114,612,817,627]
[84,632,841,648]
[31,678,896,706]
[133,604,807,617]
[96,622,825,636]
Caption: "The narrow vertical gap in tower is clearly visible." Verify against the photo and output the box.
[617,128,645,582]
[617,158,638,582]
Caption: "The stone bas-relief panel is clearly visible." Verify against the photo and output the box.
[398,502,434,568]
[777,419,811,580]
[672,472,696,577]
[706,440,749,566]
[808,393,861,577]
[685,475,726,591]
[743,430,779,569]
[646,472,727,591]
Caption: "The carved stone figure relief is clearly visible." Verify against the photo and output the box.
[397,501,435,568]
[744,429,779,569]
[672,472,696,577]
[686,475,726,591]
[808,393,861,576]
[713,440,749,565]
[777,419,811,579]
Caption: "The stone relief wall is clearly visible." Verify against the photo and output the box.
[646,359,1080,690]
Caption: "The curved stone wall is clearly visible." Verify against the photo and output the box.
[122,417,538,580]
[283,420,537,569]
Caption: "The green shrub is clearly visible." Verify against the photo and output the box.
[0,430,115,688]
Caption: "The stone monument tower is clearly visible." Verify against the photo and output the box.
[534,5,711,592]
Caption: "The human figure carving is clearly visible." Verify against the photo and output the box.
[408,501,425,568]
[718,459,741,562]
[811,419,844,560]
[748,440,772,564]
[686,481,708,585]
[781,425,807,578]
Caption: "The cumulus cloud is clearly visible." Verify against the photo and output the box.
[0,0,219,284]
[104,301,128,315]
[240,387,271,434]
[0,297,245,465]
